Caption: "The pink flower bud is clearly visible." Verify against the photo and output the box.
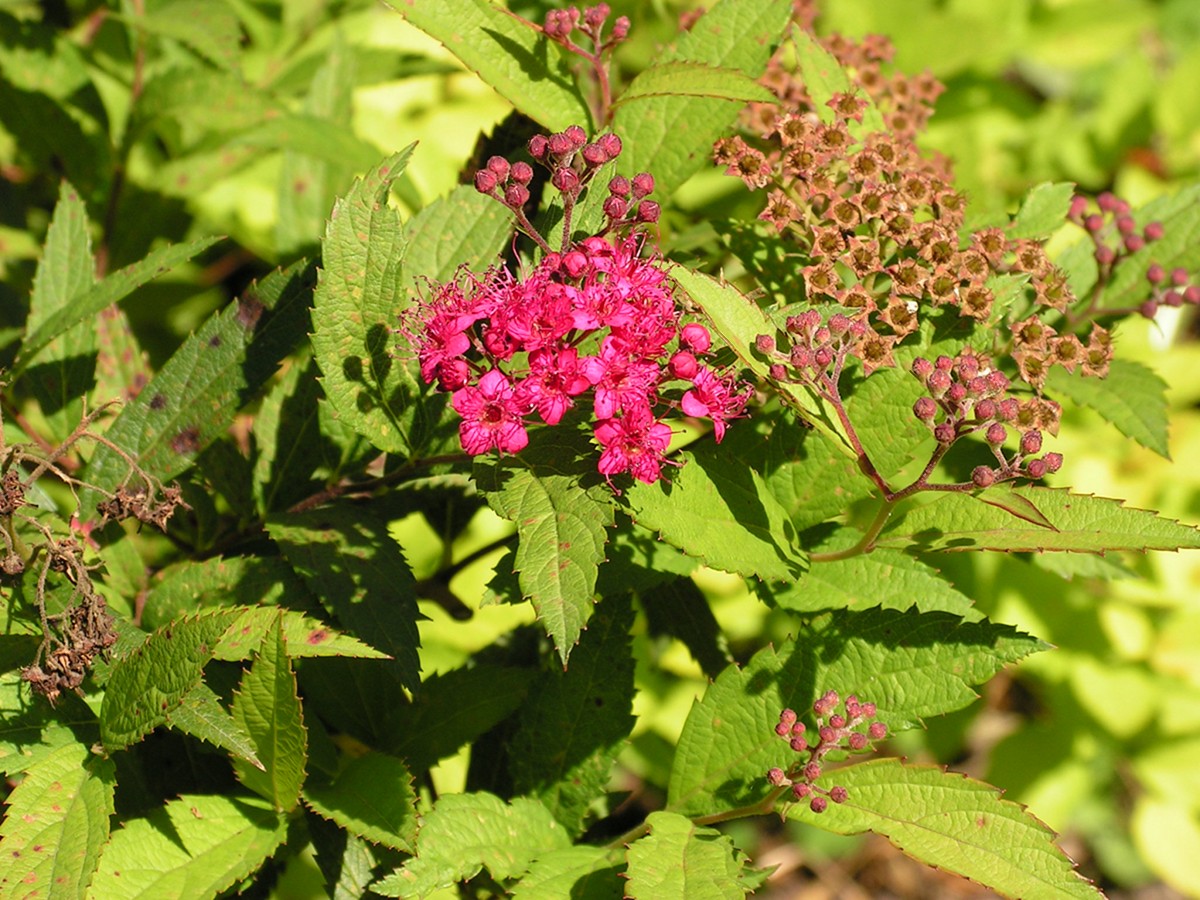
[632,172,656,198]
[528,134,549,160]
[1020,429,1043,455]
[1140,298,1158,319]
[1095,245,1115,266]
[598,132,622,158]
[1144,221,1164,241]
[562,250,589,278]
[563,124,588,149]
[1172,267,1189,286]
[975,398,997,421]
[814,689,839,716]
[913,397,937,421]
[868,722,887,740]
[934,422,956,444]
[551,166,581,193]
[1084,214,1104,233]
[847,732,868,750]
[511,161,534,184]
[602,196,628,220]
[547,132,573,156]
[473,169,498,194]
[612,16,630,40]
[767,767,787,786]
[803,762,822,781]
[681,323,712,353]
[1187,286,1200,304]
[1043,452,1063,472]
[792,783,812,799]
[1026,458,1048,478]
[669,351,698,379]
[1116,215,1136,235]
[636,200,660,223]
[1068,195,1088,220]
[1125,235,1145,254]
[972,466,996,488]
[809,796,828,813]
[829,786,849,804]
[911,357,934,382]
[608,175,631,197]
[581,142,607,166]
[485,155,510,178]
[503,183,530,208]
[986,423,1007,445]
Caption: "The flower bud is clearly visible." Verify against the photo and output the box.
[510,161,534,184]
[829,786,849,804]
[1125,235,1145,254]
[1187,286,1200,304]
[767,767,787,786]
[814,689,839,716]
[933,422,956,444]
[809,796,828,813]
[792,783,812,799]
[503,183,530,208]
[1172,266,1188,286]
[975,398,997,421]
[635,200,661,223]
[473,169,498,194]
[612,15,630,40]
[1095,245,1115,266]
[581,142,607,166]
[997,398,1020,421]
[584,3,609,29]
[1164,290,1184,307]
[813,347,834,369]
[828,314,851,336]
[562,250,589,278]
[602,196,628,220]
[935,355,954,371]
[1026,458,1048,478]
[436,359,471,392]
[913,397,937,421]
[1020,429,1043,455]
[547,132,573,156]
[769,363,788,380]
[632,172,656,198]
[1043,452,1063,473]
[1084,214,1104,233]
[803,762,822,781]
[986,422,1007,445]
[485,155,510,179]
[1144,221,1164,241]
[669,351,699,379]
[1140,298,1158,319]
[528,133,548,160]
[1116,215,1136,235]
[551,166,581,193]
[1147,264,1165,285]
[755,334,776,354]
[911,357,934,383]
[790,736,808,752]
[681,323,712,353]
[868,722,887,740]
[1068,195,1088,220]
[972,466,996,488]
[848,732,868,750]
[598,132,622,158]
[927,370,951,397]
[564,124,588,149]
[608,175,631,197]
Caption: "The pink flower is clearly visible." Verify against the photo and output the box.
[515,347,591,424]
[681,368,751,442]
[451,369,529,455]
[416,309,472,384]
[594,405,674,484]
[581,336,662,419]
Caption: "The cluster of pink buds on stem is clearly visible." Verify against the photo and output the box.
[911,351,1063,487]
[766,690,887,814]
[1068,192,1199,320]
[542,4,630,124]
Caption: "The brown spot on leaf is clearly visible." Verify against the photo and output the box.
[236,294,265,330]
[307,628,330,645]
[170,428,200,456]
[208,335,221,348]
[149,393,167,411]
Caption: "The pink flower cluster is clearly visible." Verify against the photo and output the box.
[405,235,751,486]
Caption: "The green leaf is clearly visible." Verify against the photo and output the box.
[624,449,807,582]
[139,556,313,629]
[250,359,328,513]
[0,743,115,899]
[391,0,591,132]
[266,504,422,689]
[0,81,108,196]
[137,67,281,131]
[510,847,624,900]
[1010,182,1076,240]
[767,547,978,617]
[399,184,514,289]
[624,811,755,900]
[386,665,535,772]
[135,0,242,72]
[1046,359,1170,458]
[312,147,429,456]
[308,813,380,900]
[14,235,222,375]
[877,485,1200,553]
[757,419,873,532]
[304,752,418,853]
[165,682,262,770]
[26,180,96,440]
[214,606,390,661]
[372,793,571,898]
[509,594,636,835]
[670,266,846,448]
[667,609,1043,818]
[614,0,792,198]
[640,577,732,680]
[89,794,287,900]
[0,674,99,776]
[82,259,314,512]
[789,760,1101,900]
[474,428,615,663]
[99,612,237,751]
[615,61,778,107]
[791,28,886,133]
[231,615,307,812]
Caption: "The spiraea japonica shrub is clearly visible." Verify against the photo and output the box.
[2,1,1200,898]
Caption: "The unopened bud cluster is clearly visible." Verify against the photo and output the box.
[543,4,629,54]
[1068,192,1200,320]
[756,309,895,396]
[766,690,887,814]
[911,351,1063,486]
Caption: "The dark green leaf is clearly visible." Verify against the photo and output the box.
[1046,359,1170,458]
